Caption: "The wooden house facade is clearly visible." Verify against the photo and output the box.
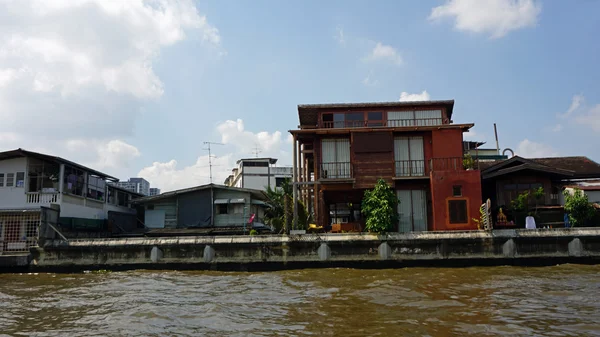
[289,100,483,232]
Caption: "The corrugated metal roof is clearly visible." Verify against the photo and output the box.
[132,183,267,204]
[0,148,118,181]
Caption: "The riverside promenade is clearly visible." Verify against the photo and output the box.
[2,227,598,272]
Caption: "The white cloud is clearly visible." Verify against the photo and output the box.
[364,42,402,66]
[429,0,542,38]
[334,25,345,45]
[558,94,584,118]
[550,124,563,132]
[362,71,378,86]
[138,154,234,192]
[0,0,220,179]
[516,139,559,158]
[139,119,292,192]
[399,90,431,102]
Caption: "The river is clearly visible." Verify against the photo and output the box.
[1,264,600,336]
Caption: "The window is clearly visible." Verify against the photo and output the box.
[0,173,4,187]
[63,166,85,196]
[6,173,14,187]
[218,204,229,215]
[333,113,345,128]
[15,172,24,187]
[452,185,462,197]
[243,161,269,167]
[449,200,468,224]
[87,175,106,201]
[367,111,384,127]
[116,191,130,207]
[394,137,425,176]
[27,161,60,192]
[321,139,351,178]
[275,177,286,187]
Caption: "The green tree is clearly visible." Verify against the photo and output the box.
[563,188,595,227]
[361,179,399,233]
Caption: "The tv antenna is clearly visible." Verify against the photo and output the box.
[203,141,224,183]
[252,143,262,158]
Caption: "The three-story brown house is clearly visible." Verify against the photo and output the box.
[289,100,482,232]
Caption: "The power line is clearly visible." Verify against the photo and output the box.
[203,141,224,183]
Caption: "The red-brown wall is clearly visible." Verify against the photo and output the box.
[430,170,482,231]
[431,129,463,158]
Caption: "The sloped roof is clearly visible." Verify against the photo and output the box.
[132,183,267,204]
[481,156,600,180]
[297,100,455,127]
[0,148,118,181]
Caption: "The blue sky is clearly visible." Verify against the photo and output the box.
[0,0,599,191]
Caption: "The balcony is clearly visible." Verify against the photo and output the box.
[322,118,443,129]
[395,160,426,177]
[26,192,60,204]
[320,162,352,179]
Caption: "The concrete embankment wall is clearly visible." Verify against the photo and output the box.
[25,228,600,272]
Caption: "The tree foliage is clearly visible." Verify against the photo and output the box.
[264,178,310,232]
[361,179,398,233]
[563,188,595,227]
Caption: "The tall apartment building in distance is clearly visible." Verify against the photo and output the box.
[149,188,161,196]
[111,177,151,196]
[224,158,293,191]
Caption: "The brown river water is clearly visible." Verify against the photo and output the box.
[1,265,600,336]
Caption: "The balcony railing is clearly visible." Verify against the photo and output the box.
[320,162,352,179]
[322,118,444,129]
[26,192,60,204]
[395,160,426,177]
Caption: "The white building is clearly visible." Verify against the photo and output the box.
[111,177,150,196]
[0,148,141,220]
[149,188,161,196]
[224,158,293,191]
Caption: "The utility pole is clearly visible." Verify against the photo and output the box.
[203,141,224,184]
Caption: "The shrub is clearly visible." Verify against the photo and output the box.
[563,188,595,227]
[361,179,399,233]
[249,229,258,236]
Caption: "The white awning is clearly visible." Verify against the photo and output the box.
[214,199,229,204]
[251,199,267,205]
[229,198,245,204]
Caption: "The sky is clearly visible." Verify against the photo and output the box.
[0,0,599,192]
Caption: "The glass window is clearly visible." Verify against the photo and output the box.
[449,200,468,224]
[6,173,14,187]
[368,112,383,120]
[333,113,345,128]
[218,204,228,215]
[0,173,4,187]
[87,175,106,201]
[504,184,517,190]
[275,177,286,187]
[27,161,60,193]
[531,183,543,189]
[16,172,25,187]
[64,166,85,196]
[452,185,462,197]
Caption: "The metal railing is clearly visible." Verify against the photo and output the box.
[26,192,60,204]
[0,210,41,255]
[321,118,444,129]
[395,160,426,177]
[320,162,352,179]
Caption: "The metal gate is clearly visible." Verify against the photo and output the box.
[0,209,41,255]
